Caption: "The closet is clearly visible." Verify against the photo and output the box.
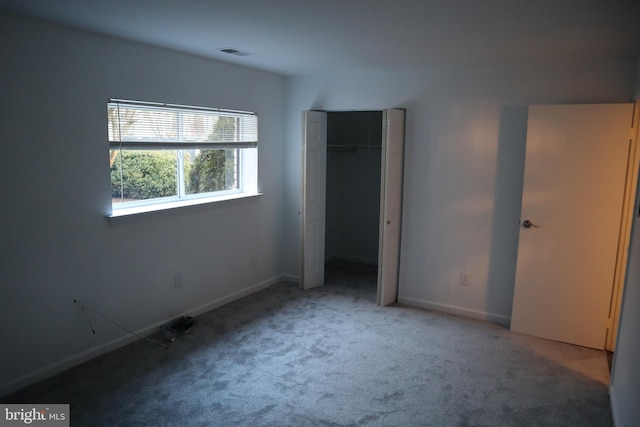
[325,111,383,266]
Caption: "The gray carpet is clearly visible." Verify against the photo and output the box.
[4,261,612,426]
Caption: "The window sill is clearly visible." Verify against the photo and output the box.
[108,192,263,223]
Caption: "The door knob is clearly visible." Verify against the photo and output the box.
[522,220,539,228]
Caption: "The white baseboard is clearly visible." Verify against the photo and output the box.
[182,275,284,318]
[609,387,617,427]
[397,296,511,327]
[280,274,299,284]
[0,275,287,397]
[284,254,376,287]
[609,386,621,427]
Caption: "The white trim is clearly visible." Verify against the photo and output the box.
[108,192,262,221]
[0,275,286,397]
[109,98,257,116]
[398,296,511,326]
[182,275,280,319]
[609,387,620,427]
[325,254,378,266]
[280,274,300,284]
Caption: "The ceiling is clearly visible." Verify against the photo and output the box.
[1,0,638,76]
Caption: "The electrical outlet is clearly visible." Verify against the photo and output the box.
[174,273,182,289]
[459,272,470,286]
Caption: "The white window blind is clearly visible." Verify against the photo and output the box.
[108,99,258,149]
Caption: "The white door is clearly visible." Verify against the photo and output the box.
[377,109,406,306]
[511,103,634,349]
[301,111,327,290]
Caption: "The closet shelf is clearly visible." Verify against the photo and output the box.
[327,144,381,152]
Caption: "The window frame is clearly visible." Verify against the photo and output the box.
[107,99,258,217]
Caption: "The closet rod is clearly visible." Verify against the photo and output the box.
[327,144,381,152]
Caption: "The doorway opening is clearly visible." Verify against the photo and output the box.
[325,111,383,285]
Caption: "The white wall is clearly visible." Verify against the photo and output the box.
[325,112,382,265]
[610,55,640,427]
[0,11,286,395]
[284,58,637,323]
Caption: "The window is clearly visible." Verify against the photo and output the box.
[108,99,258,215]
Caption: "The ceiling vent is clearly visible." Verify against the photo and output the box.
[219,48,252,57]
